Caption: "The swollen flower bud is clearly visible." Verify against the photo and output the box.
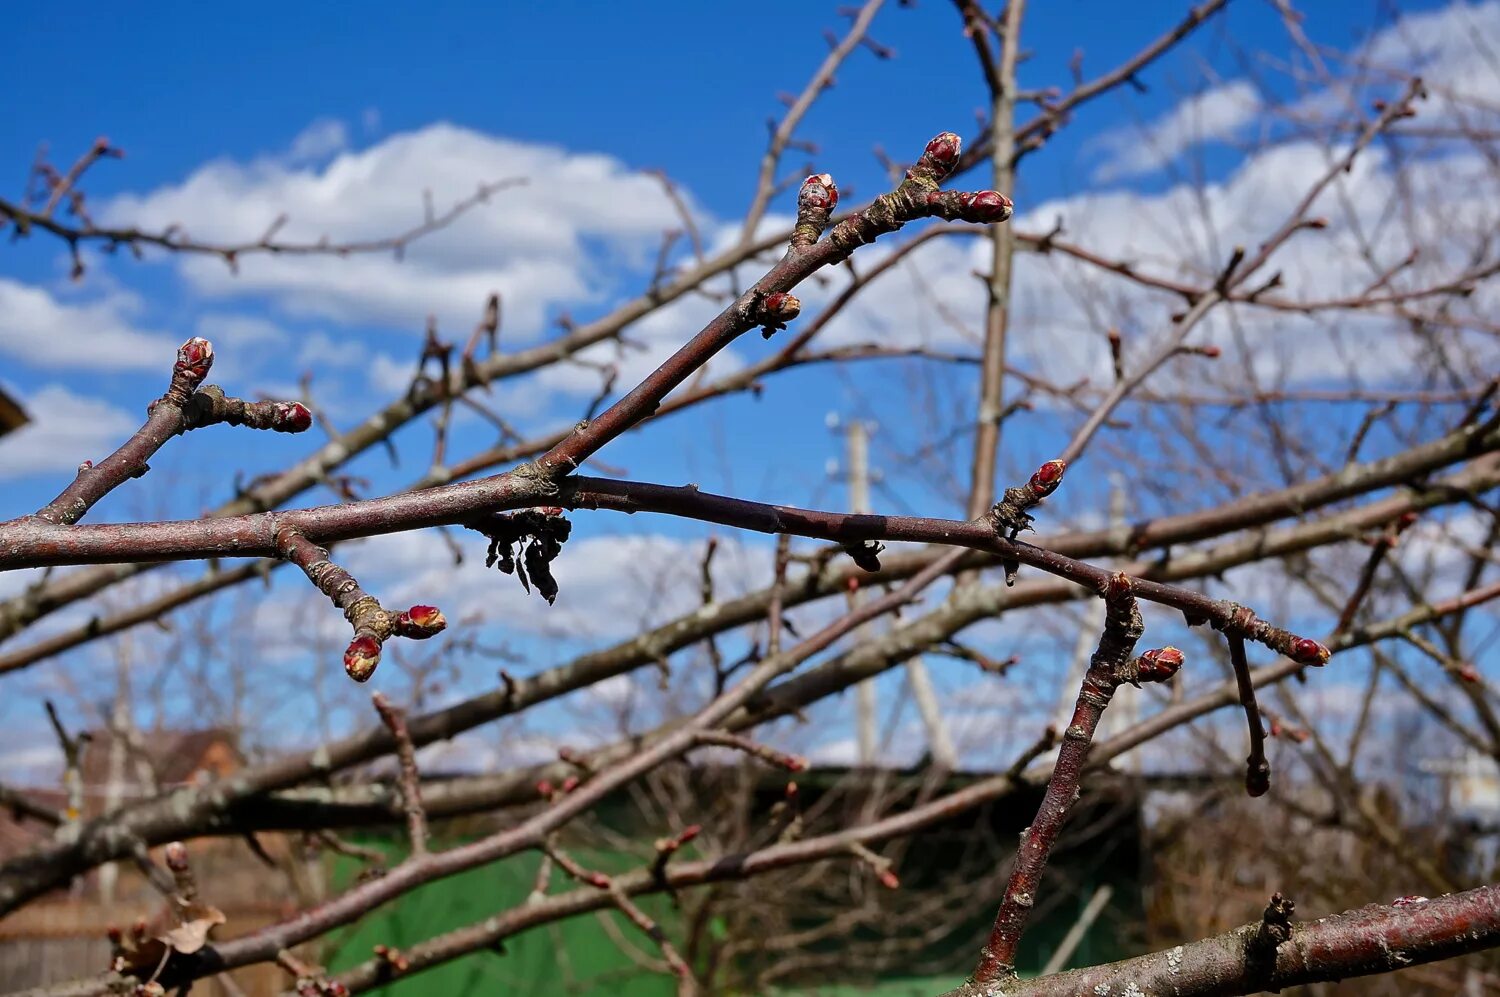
[756,291,803,338]
[923,132,963,171]
[1028,459,1067,498]
[1290,638,1330,666]
[409,604,444,627]
[992,458,1067,536]
[799,173,839,212]
[175,337,214,382]
[762,292,802,323]
[281,402,313,433]
[344,635,382,682]
[1136,646,1185,683]
[394,604,447,639]
[967,190,1013,223]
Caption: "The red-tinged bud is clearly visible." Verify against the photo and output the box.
[282,402,313,433]
[799,173,839,212]
[78,459,93,472]
[1396,511,1419,532]
[175,337,214,381]
[588,872,611,889]
[1105,571,1132,600]
[762,292,802,324]
[785,781,799,798]
[164,841,189,871]
[409,605,445,627]
[560,775,580,793]
[1291,638,1330,666]
[1199,345,1222,359]
[343,635,382,682]
[924,131,963,171]
[536,779,554,797]
[328,984,351,997]
[846,576,860,593]
[1137,646,1185,683]
[537,506,565,517]
[1305,216,1329,230]
[93,135,111,153]
[1028,459,1067,497]
[395,604,447,639]
[787,755,809,772]
[967,190,1013,223]
[1459,663,1481,684]
[679,824,702,843]
[107,925,123,945]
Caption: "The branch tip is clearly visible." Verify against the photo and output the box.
[922,131,963,172]
[799,173,839,212]
[1291,637,1331,666]
[1123,645,1184,687]
[175,337,214,382]
[344,635,382,683]
[990,458,1067,536]
[393,604,448,639]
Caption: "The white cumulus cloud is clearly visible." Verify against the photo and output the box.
[0,279,175,371]
[101,123,692,337]
[1092,80,1262,182]
[0,383,138,480]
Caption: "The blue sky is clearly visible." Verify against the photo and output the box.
[0,1,1448,233]
[1,0,1495,778]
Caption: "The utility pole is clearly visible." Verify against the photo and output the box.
[839,417,957,770]
[846,419,879,767]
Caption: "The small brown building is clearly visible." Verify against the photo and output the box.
[0,728,300,995]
